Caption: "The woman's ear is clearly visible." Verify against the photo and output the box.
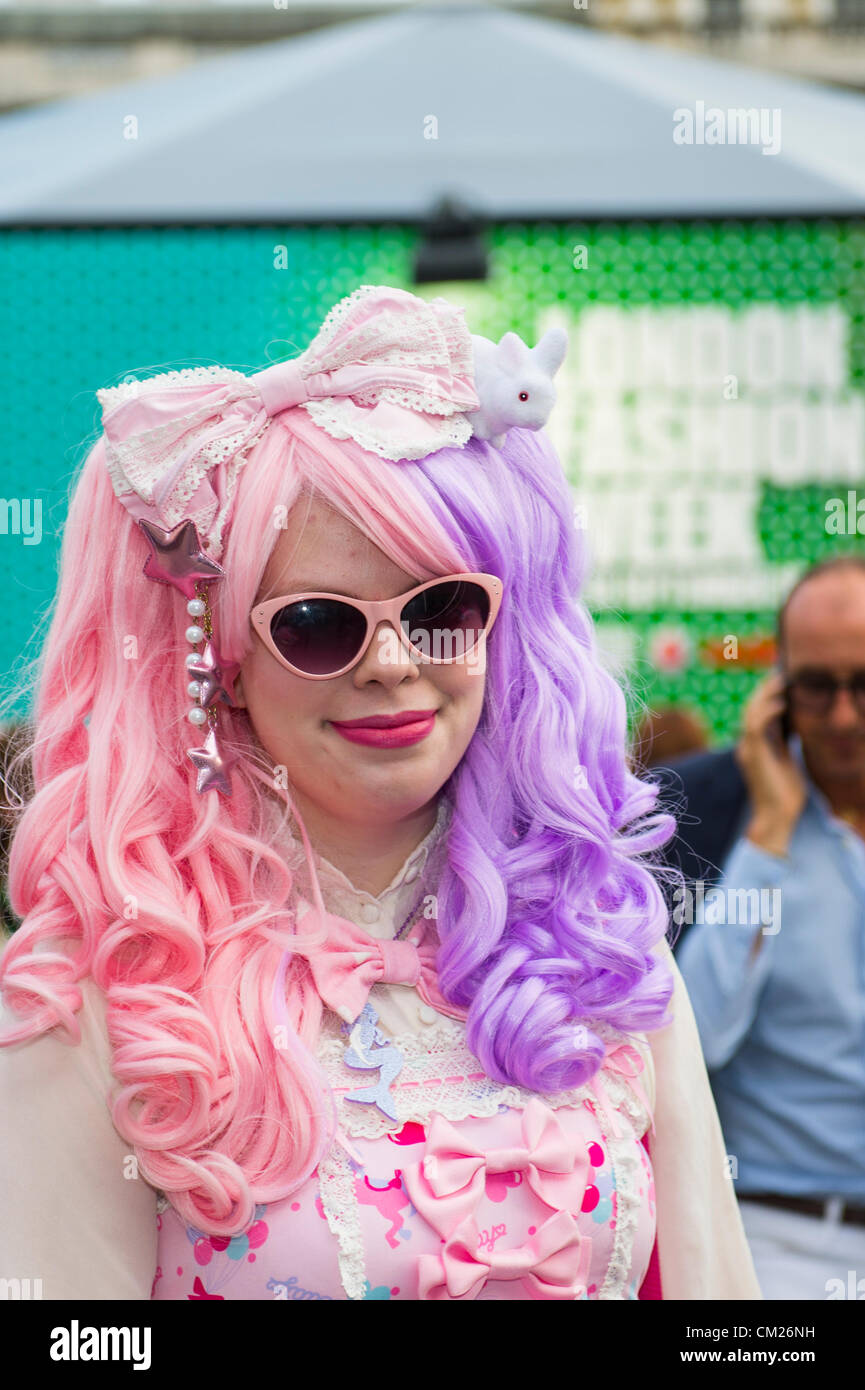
[232,670,247,710]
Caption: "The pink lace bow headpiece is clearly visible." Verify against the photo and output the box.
[95,283,568,798]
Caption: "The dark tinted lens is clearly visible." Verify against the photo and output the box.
[401,581,490,661]
[270,599,366,675]
[790,673,838,711]
[795,678,834,711]
[791,671,865,713]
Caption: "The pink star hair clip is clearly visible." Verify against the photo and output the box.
[136,517,241,796]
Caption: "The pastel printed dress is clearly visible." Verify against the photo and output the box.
[152,1010,658,1302]
[152,797,660,1301]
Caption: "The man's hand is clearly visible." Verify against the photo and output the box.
[735,672,807,858]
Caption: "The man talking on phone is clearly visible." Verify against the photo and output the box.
[655,555,865,1300]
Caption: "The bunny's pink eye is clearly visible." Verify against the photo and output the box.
[519,391,529,401]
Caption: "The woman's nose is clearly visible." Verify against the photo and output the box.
[353,619,420,683]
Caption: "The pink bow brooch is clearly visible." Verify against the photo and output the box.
[417,1208,592,1301]
[402,1097,590,1233]
[293,907,468,1027]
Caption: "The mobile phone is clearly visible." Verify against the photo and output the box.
[775,678,792,746]
[779,694,792,744]
[766,673,791,748]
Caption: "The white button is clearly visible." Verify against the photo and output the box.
[360,902,381,924]
[404,863,420,884]
[419,1004,437,1024]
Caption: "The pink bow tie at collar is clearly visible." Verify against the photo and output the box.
[417,1209,592,1301]
[403,1098,590,1233]
[293,908,468,1026]
[587,1040,655,1140]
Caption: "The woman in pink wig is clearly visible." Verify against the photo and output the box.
[0,285,760,1301]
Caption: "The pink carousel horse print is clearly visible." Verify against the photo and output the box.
[355,1168,414,1249]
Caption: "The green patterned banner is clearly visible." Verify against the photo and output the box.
[1,219,863,739]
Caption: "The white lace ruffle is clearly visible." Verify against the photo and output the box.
[597,1130,642,1299]
[292,284,477,460]
[96,364,251,414]
[316,1142,369,1301]
[301,398,472,461]
[314,1010,653,1141]
[303,287,473,381]
[98,368,269,559]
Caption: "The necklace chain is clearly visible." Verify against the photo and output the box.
[393,874,432,940]
[391,821,446,941]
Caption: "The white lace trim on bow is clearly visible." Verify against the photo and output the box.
[303,286,473,380]
[96,364,251,414]
[99,368,269,557]
[293,285,476,460]
[301,398,472,462]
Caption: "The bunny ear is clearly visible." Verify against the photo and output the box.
[495,330,529,371]
[532,327,568,378]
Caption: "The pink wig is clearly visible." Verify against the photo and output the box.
[0,409,468,1235]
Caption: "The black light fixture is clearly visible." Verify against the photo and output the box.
[412,195,489,285]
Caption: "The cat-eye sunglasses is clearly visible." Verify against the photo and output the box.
[250,572,503,680]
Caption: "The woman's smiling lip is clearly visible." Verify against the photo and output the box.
[329,710,438,748]
[329,709,438,729]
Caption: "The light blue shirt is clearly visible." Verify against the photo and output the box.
[676,740,865,1199]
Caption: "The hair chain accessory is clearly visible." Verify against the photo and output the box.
[138,517,240,797]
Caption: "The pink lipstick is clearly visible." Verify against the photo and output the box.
[329,709,437,748]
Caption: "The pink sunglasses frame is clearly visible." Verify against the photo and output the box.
[249,571,504,680]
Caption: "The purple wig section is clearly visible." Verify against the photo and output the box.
[387,428,675,1093]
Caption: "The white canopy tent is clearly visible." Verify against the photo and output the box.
[0,6,864,221]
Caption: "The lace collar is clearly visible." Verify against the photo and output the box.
[264,793,453,940]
